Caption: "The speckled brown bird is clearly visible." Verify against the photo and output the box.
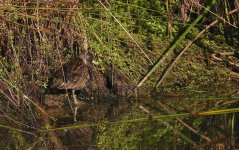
[51,52,92,90]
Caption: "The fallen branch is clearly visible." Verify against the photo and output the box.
[211,52,239,69]
[230,71,239,82]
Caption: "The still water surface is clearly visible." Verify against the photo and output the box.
[47,93,239,149]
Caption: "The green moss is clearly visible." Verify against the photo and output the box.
[9,131,26,149]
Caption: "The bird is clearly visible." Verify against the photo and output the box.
[50,52,92,90]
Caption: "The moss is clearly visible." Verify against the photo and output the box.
[151,39,234,94]
[9,131,27,150]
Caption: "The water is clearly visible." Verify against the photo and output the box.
[43,93,239,149]
[0,92,238,149]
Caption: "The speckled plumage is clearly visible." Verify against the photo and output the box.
[51,53,91,90]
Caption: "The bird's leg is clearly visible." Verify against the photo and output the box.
[74,106,78,122]
[72,90,86,122]
[73,101,86,122]
[72,90,78,105]
[72,90,78,122]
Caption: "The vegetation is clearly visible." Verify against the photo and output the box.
[0,0,239,149]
